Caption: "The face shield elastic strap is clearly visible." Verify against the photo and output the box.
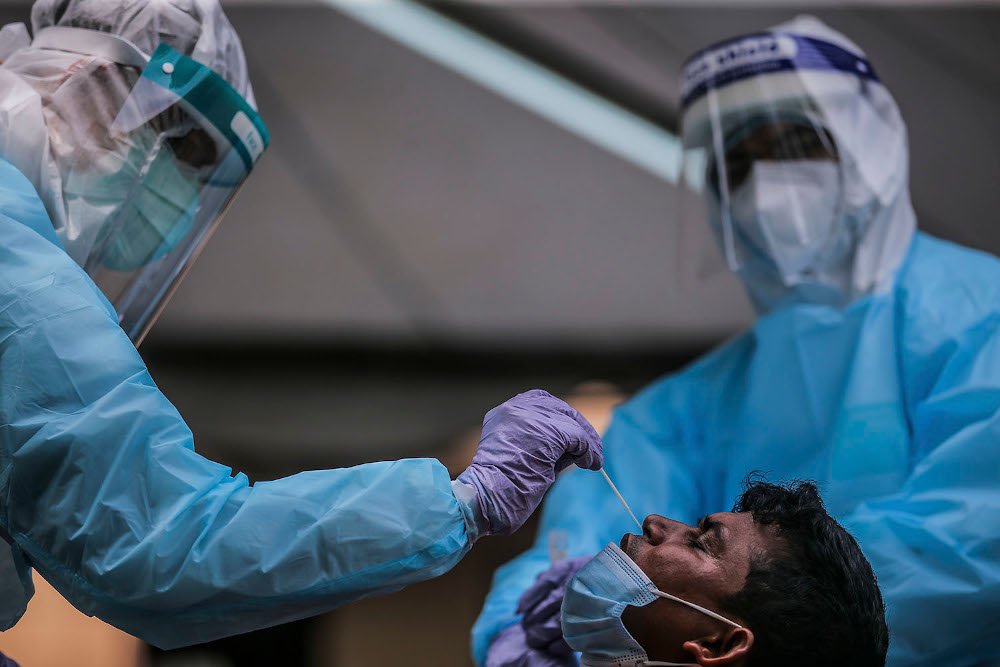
[32,26,149,68]
[681,32,879,112]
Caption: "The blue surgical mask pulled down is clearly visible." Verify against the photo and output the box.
[562,542,742,667]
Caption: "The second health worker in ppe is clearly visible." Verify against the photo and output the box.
[0,0,604,651]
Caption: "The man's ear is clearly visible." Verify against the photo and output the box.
[682,627,754,666]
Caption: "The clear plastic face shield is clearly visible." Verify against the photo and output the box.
[32,27,269,344]
[677,28,906,311]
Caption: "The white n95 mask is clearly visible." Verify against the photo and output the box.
[728,159,842,283]
[561,543,742,667]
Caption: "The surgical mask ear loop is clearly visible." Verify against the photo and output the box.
[637,591,744,666]
[650,590,743,629]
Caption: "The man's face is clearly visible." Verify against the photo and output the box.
[620,512,780,663]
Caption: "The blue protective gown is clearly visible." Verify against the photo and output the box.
[0,158,477,649]
[473,232,1000,667]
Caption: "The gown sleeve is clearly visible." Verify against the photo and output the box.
[0,175,475,649]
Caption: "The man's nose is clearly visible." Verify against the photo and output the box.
[642,514,694,545]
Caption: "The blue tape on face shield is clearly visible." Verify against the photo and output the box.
[562,543,743,667]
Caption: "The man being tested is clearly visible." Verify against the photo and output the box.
[508,480,888,667]
[0,0,603,654]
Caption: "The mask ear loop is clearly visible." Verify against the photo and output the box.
[636,592,745,667]
[650,589,744,629]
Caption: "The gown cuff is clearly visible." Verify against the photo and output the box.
[452,478,489,544]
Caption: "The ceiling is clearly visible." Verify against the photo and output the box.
[148,2,750,348]
[158,2,1000,347]
[2,2,998,349]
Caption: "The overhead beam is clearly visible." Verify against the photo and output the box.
[431,3,680,133]
[319,0,683,183]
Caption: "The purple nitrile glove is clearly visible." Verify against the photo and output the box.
[457,390,603,537]
[518,556,592,656]
[486,623,577,667]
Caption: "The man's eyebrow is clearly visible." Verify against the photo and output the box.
[699,515,727,553]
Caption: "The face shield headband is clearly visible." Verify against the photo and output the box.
[680,31,879,113]
[31,27,269,345]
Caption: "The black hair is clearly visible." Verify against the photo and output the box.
[724,477,889,667]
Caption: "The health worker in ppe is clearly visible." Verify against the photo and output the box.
[0,0,605,653]
[474,16,1000,667]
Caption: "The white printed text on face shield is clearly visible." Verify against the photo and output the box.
[231,111,264,164]
[682,35,798,100]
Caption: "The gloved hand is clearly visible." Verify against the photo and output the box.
[518,556,591,656]
[457,390,603,537]
[486,623,577,667]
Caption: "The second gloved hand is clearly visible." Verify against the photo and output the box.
[457,390,603,537]
[486,623,576,667]
[518,556,591,656]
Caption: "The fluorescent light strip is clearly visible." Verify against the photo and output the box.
[322,0,682,183]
